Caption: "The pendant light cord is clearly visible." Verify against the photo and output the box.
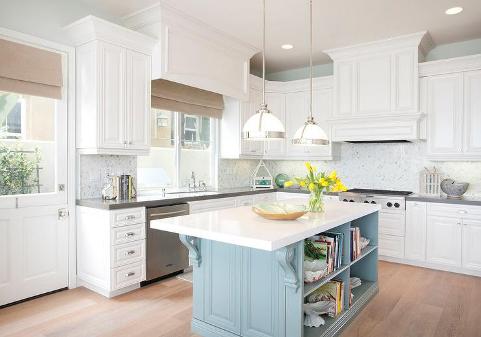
[262,0,266,105]
[309,0,313,120]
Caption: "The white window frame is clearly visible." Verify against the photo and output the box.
[0,96,26,139]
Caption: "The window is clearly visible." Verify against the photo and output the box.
[137,109,217,191]
[0,91,57,196]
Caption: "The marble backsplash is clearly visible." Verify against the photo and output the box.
[219,142,481,197]
[78,155,137,199]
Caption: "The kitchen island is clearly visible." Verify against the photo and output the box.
[151,199,381,337]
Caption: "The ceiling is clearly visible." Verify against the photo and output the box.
[79,0,481,73]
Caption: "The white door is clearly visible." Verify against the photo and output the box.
[0,45,69,306]
[405,201,427,261]
[463,70,481,155]
[427,73,463,156]
[263,92,286,157]
[126,50,151,151]
[241,88,264,156]
[426,216,462,267]
[99,42,126,149]
[462,219,481,272]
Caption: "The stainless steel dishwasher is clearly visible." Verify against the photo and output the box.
[145,204,190,282]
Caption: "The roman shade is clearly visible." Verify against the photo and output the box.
[151,79,224,119]
[0,38,63,99]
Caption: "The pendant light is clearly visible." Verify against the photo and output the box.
[242,0,285,141]
[292,0,329,146]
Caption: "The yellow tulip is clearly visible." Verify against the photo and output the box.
[305,162,312,172]
[308,182,316,192]
[319,177,329,187]
[299,181,306,187]
[284,181,294,188]
[329,170,337,180]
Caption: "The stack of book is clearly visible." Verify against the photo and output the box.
[350,227,362,261]
[305,232,345,275]
[307,279,344,317]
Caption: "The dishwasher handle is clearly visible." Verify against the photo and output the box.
[149,209,189,219]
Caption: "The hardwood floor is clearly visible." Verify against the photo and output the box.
[1,262,480,337]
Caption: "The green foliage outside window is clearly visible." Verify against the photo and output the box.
[0,145,41,195]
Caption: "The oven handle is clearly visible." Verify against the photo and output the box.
[149,209,189,219]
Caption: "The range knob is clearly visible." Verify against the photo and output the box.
[349,200,355,202]
[363,201,369,203]
[394,202,400,208]
[387,202,393,207]
[370,201,376,204]
[343,199,348,202]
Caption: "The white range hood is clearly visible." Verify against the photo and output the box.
[325,32,434,142]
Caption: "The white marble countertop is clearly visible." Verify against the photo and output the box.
[150,199,381,251]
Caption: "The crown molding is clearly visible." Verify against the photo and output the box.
[419,54,481,77]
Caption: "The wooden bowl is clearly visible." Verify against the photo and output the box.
[252,202,307,220]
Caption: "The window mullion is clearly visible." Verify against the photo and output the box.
[175,112,181,189]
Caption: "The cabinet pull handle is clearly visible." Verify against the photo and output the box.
[125,215,136,220]
[126,272,135,277]
[128,141,132,145]
[458,210,467,214]
[125,232,136,237]
[126,250,136,255]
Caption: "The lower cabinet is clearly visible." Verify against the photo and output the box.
[405,201,427,261]
[461,219,481,272]
[426,215,462,267]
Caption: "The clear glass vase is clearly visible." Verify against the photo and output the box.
[308,189,325,214]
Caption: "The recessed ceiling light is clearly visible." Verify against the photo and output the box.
[281,44,294,50]
[445,6,463,15]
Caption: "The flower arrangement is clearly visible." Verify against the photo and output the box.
[284,162,347,213]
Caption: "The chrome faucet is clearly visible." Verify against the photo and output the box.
[189,171,196,191]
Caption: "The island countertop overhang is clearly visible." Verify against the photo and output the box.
[150,200,381,251]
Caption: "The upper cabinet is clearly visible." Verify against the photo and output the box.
[221,75,338,161]
[325,32,433,142]
[66,16,155,155]
[123,3,257,101]
[420,55,481,160]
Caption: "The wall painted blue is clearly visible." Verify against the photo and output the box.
[264,37,481,81]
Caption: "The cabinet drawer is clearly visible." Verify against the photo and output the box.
[111,241,145,268]
[379,234,405,258]
[379,212,405,236]
[111,223,145,245]
[111,207,145,227]
[427,203,481,220]
[111,262,145,290]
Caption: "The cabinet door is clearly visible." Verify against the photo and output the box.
[463,70,481,155]
[426,216,462,267]
[126,50,151,151]
[263,92,286,157]
[202,241,241,334]
[334,61,355,117]
[99,42,126,149]
[462,219,481,272]
[241,88,264,156]
[427,74,463,156]
[405,202,427,261]
[393,49,417,113]
[285,91,308,156]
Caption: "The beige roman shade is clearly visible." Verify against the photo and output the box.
[151,79,224,119]
[0,38,63,99]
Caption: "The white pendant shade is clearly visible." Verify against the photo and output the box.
[292,117,329,145]
[243,104,285,140]
[242,0,285,141]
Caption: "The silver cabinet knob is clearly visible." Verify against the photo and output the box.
[125,232,135,237]
[126,272,135,277]
[126,250,136,255]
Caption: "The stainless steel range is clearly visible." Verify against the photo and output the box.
[338,189,413,259]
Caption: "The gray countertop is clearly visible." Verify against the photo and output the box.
[406,194,481,206]
[76,187,319,210]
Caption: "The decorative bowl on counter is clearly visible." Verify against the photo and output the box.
[252,202,307,220]
[440,179,469,199]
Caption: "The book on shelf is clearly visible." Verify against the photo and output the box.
[350,227,362,261]
[305,232,345,275]
[307,279,344,317]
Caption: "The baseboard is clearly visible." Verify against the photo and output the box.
[379,255,481,278]
[192,319,239,337]
[77,279,140,298]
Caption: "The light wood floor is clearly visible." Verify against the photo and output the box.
[1,261,481,337]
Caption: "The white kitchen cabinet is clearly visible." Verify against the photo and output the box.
[189,198,238,214]
[426,73,464,157]
[405,201,427,261]
[76,206,146,297]
[379,234,405,259]
[326,32,428,142]
[66,16,155,155]
[463,70,481,155]
[461,219,481,272]
[426,215,462,267]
